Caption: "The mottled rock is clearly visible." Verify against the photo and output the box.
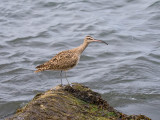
[6,83,151,120]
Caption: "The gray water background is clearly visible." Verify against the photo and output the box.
[0,0,160,119]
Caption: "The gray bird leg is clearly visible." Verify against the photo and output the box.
[60,70,63,86]
[65,71,70,85]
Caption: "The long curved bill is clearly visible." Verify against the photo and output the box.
[93,39,108,45]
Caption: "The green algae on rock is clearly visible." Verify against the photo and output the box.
[6,83,151,120]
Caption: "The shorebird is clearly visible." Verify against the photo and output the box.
[35,36,108,85]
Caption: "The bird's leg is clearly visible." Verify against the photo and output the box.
[65,71,70,85]
[60,70,63,86]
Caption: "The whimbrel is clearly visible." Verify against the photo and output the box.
[35,36,108,85]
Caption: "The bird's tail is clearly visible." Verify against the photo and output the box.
[34,64,45,73]
[34,69,42,73]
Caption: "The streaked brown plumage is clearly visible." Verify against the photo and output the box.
[35,50,79,72]
[35,36,108,85]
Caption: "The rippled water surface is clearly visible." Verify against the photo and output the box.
[0,0,160,119]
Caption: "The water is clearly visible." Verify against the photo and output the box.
[0,0,160,119]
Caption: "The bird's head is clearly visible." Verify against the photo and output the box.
[84,35,108,45]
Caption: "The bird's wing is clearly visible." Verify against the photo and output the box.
[36,50,79,71]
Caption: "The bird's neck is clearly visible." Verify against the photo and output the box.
[77,41,89,54]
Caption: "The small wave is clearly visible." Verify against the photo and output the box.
[97,29,117,37]
[0,44,7,49]
[35,1,65,9]
[0,51,10,56]
[149,52,160,59]
[5,30,50,47]
[0,100,28,119]
[136,54,160,65]
[147,1,160,9]
[41,2,61,8]
[148,14,160,22]
[0,66,26,75]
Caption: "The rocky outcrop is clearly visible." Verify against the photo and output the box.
[6,83,151,120]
